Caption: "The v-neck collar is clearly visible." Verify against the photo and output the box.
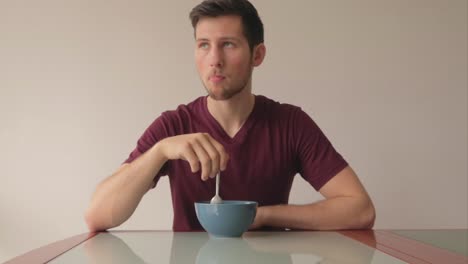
[202,95,262,145]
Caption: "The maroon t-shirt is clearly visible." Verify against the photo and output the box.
[125,95,348,231]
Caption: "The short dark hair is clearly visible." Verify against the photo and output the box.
[189,0,264,51]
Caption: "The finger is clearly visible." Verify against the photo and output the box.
[205,134,229,171]
[190,140,212,181]
[198,133,221,178]
[181,142,200,173]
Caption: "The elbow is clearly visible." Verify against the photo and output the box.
[359,200,376,229]
[84,208,108,233]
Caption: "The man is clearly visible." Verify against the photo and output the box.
[85,0,375,232]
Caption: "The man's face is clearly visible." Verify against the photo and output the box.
[194,15,254,101]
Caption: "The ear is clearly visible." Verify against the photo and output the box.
[252,43,266,67]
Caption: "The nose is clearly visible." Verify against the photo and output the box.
[208,46,223,68]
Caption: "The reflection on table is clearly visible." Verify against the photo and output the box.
[389,229,468,257]
[48,231,406,264]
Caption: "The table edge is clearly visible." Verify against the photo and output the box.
[4,229,467,264]
[339,229,468,264]
[4,232,99,264]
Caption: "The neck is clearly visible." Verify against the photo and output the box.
[207,88,255,138]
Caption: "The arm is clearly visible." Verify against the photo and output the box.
[84,142,168,232]
[84,133,229,232]
[251,166,375,230]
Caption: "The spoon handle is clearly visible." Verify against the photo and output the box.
[215,172,220,196]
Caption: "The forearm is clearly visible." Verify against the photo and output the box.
[259,196,375,230]
[85,142,167,231]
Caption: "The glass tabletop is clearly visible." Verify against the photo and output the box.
[48,231,405,264]
[389,229,468,257]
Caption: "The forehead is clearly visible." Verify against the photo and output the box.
[195,15,245,40]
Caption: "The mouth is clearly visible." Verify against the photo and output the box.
[209,75,226,83]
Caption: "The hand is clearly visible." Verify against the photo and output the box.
[157,133,229,181]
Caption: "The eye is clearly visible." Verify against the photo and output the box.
[198,42,209,49]
[223,42,234,48]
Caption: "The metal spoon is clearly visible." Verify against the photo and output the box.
[210,172,223,204]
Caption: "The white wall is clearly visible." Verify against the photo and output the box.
[1,0,466,262]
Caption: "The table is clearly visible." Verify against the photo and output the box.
[4,230,467,264]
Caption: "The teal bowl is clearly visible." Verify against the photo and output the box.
[195,201,257,238]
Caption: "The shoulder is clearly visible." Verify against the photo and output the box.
[257,95,322,140]
[145,96,205,135]
[257,95,309,122]
[162,96,204,118]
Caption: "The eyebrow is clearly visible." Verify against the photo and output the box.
[196,37,240,42]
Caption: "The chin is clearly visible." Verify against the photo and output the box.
[210,89,246,101]
[208,93,231,101]
[205,87,228,101]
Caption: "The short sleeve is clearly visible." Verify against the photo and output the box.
[293,109,348,191]
[123,115,171,187]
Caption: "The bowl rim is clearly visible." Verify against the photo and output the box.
[195,200,257,206]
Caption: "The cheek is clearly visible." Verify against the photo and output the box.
[226,57,246,72]
[233,58,252,74]
[194,58,205,74]
[229,55,249,70]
